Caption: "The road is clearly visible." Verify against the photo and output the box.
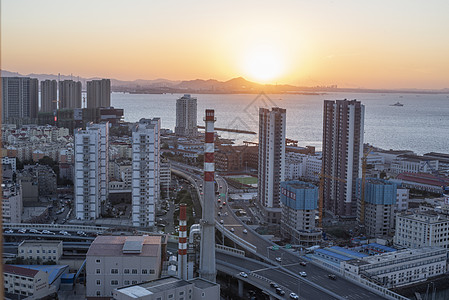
[171,161,387,300]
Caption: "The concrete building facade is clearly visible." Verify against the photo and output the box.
[3,264,51,299]
[132,118,161,228]
[357,178,397,237]
[40,79,58,112]
[175,94,198,137]
[394,211,449,249]
[2,181,22,224]
[322,99,364,218]
[18,240,63,264]
[2,77,39,125]
[87,79,111,109]
[86,235,164,299]
[59,80,82,109]
[280,181,321,246]
[258,107,286,224]
[74,122,109,220]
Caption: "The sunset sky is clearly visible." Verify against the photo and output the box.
[2,0,449,89]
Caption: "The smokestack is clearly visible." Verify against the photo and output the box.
[199,109,216,283]
[178,203,188,280]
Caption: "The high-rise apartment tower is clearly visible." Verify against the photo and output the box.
[175,94,198,137]
[322,99,364,218]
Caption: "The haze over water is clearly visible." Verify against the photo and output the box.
[112,92,449,155]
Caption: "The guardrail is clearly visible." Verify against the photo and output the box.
[215,244,245,257]
[216,221,258,254]
[4,223,107,233]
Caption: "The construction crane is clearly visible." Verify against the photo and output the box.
[360,146,374,225]
[315,170,346,228]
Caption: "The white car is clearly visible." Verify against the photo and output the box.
[243,229,248,234]
[230,228,235,233]
[4,229,14,234]
[29,229,40,234]
[18,229,26,234]
[42,230,55,235]
[275,257,282,262]
[299,271,307,277]
[220,220,224,224]
[289,292,299,299]
[239,272,248,278]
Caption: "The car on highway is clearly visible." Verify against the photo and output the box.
[270,282,279,289]
[299,271,307,277]
[4,229,14,234]
[220,220,224,224]
[243,229,248,234]
[42,230,55,235]
[219,205,223,209]
[289,292,299,299]
[300,261,307,266]
[230,228,235,232]
[29,229,40,234]
[275,288,285,296]
[77,231,87,236]
[223,202,226,205]
[328,274,337,280]
[18,229,26,234]
[59,230,71,236]
[238,272,248,278]
[275,257,282,262]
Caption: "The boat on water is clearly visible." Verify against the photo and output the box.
[390,101,404,107]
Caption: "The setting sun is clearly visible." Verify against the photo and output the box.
[243,46,285,83]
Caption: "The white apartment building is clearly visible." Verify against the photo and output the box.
[305,155,322,182]
[86,235,163,298]
[396,188,409,211]
[18,240,63,263]
[2,156,17,171]
[2,182,22,224]
[341,247,447,288]
[258,107,286,224]
[3,264,52,299]
[390,156,438,174]
[284,153,306,180]
[175,94,198,137]
[132,118,160,228]
[394,211,449,249]
[74,122,109,220]
[113,277,220,300]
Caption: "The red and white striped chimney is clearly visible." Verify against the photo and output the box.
[178,203,188,280]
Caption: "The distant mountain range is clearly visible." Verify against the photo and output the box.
[2,70,449,94]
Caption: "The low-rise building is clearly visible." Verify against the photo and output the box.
[113,276,220,300]
[394,211,449,249]
[18,240,63,264]
[3,264,52,299]
[86,235,166,299]
[280,181,321,246]
[341,247,447,288]
[396,188,409,211]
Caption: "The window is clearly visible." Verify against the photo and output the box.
[111,280,119,285]
[53,250,56,253]
[96,269,100,274]
[36,250,39,253]
[168,295,174,299]
[43,256,46,259]
[132,269,138,274]
[142,269,148,274]
[96,280,101,285]
[149,269,155,274]
[124,269,130,274]
[96,291,101,296]
[124,280,130,285]
[42,249,46,253]
[111,269,118,274]
[132,280,137,284]
[96,259,101,263]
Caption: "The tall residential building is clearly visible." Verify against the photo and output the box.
[40,79,58,112]
[175,94,198,137]
[322,99,365,218]
[280,181,322,246]
[74,122,109,220]
[59,80,82,109]
[357,178,397,237]
[87,79,111,109]
[258,107,286,224]
[2,181,22,224]
[132,118,161,228]
[2,77,39,124]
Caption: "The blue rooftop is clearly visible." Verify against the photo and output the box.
[315,248,353,261]
[330,246,368,258]
[14,265,68,285]
[366,243,397,252]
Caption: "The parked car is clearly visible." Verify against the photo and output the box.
[18,229,26,234]
[4,229,14,234]
[29,229,40,234]
[42,230,55,235]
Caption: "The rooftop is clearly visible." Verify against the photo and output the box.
[4,264,39,278]
[19,240,62,247]
[87,235,162,257]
